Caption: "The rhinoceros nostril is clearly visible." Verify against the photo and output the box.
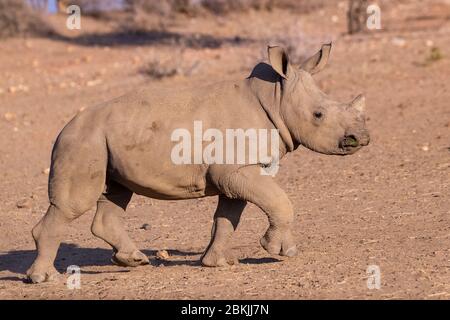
[340,135,359,148]
[360,134,370,146]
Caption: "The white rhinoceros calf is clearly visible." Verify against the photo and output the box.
[27,44,370,283]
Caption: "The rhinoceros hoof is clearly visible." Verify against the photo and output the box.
[26,264,60,284]
[260,235,297,257]
[112,250,150,267]
[201,249,238,267]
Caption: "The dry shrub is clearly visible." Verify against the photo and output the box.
[118,0,329,33]
[57,0,123,19]
[198,0,326,15]
[139,50,202,79]
[269,0,327,13]
[0,0,52,38]
[140,59,180,79]
[124,0,326,16]
[120,0,172,31]
[124,0,178,15]
[201,0,272,14]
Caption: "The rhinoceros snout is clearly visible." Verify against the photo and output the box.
[359,132,370,146]
[356,128,370,147]
[339,131,370,153]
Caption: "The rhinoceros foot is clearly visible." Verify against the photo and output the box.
[26,264,60,284]
[111,250,150,267]
[260,229,297,257]
[201,248,238,267]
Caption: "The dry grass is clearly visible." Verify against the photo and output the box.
[124,0,328,16]
[0,0,52,38]
[139,50,202,79]
[140,59,180,79]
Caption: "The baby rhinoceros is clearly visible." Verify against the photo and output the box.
[27,44,370,283]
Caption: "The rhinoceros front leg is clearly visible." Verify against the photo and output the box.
[214,166,297,257]
[91,181,149,267]
[201,195,246,267]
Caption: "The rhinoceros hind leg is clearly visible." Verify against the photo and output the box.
[27,126,109,283]
[91,181,149,267]
[201,195,246,267]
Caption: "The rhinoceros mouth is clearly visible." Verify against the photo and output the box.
[338,135,360,153]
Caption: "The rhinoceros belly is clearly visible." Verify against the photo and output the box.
[106,139,215,200]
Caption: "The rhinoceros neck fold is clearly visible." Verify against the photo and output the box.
[247,75,295,152]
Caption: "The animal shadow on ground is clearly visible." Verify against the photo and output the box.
[0,244,201,279]
[0,244,281,282]
[50,30,250,49]
[0,243,114,281]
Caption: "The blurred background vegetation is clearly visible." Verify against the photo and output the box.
[1,0,371,38]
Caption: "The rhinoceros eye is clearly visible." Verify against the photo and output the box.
[313,111,323,119]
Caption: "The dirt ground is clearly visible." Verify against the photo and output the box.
[0,1,449,299]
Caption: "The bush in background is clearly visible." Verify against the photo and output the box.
[0,0,52,38]
[123,0,327,16]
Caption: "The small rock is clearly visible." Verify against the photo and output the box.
[156,250,170,260]
[81,55,92,63]
[426,40,434,47]
[4,112,16,121]
[391,37,406,47]
[140,223,151,230]
[421,145,429,152]
[42,168,50,175]
[8,85,28,93]
[86,79,102,87]
[437,163,450,170]
[18,84,29,92]
[16,198,32,209]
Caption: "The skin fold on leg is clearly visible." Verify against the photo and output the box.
[201,195,247,267]
[91,181,149,267]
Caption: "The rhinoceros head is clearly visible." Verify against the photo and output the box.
[266,43,370,155]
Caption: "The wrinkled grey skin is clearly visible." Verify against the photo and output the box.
[27,44,370,283]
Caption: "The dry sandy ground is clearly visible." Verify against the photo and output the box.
[0,1,449,299]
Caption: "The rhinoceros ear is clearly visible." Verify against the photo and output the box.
[301,43,332,75]
[268,46,290,79]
